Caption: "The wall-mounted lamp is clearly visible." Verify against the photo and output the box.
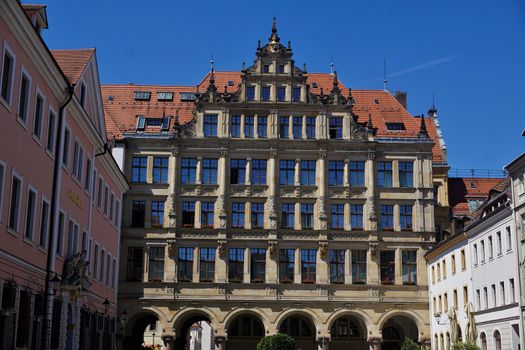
[103,297,110,314]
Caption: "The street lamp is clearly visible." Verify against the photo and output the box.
[50,273,61,295]
[103,298,110,314]
[152,332,156,345]
[120,309,128,325]
[434,312,448,325]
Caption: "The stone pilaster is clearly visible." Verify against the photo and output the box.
[267,150,278,229]
[317,150,328,230]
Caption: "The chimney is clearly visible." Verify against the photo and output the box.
[394,91,407,110]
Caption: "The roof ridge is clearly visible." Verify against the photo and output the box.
[50,48,95,52]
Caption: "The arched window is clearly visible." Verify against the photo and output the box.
[228,315,264,337]
[494,330,501,350]
[480,332,487,350]
[330,317,361,338]
[279,316,313,337]
[382,326,401,341]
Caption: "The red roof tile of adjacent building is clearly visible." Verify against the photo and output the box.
[102,71,445,162]
[51,48,94,84]
[448,177,505,216]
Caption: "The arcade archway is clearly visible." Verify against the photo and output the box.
[381,315,419,350]
[329,314,368,350]
[227,313,265,350]
[279,314,316,350]
[122,311,160,350]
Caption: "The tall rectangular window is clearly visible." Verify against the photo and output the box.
[46,110,56,153]
[506,226,512,251]
[97,177,103,208]
[257,116,267,138]
[199,248,216,282]
[8,175,22,232]
[451,254,456,274]
[352,250,367,284]
[247,86,255,101]
[62,128,70,166]
[280,116,289,138]
[251,159,267,185]
[93,245,99,277]
[67,221,79,258]
[331,204,344,229]
[151,201,164,227]
[400,205,413,230]
[181,158,197,184]
[496,231,502,256]
[79,83,86,107]
[399,161,414,187]
[262,86,271,101]
[329,117,343,139]
[481,240,486,262]
[280,160,295,185]
[491,284,496,308]
[329,161,344,186]
[202,158,218,184]
[292,87,301,102]
[488,236,493,259]
[251,203,264,228]
[380,251,395,284]
[182,202,195,227]
[33,93,44,139]
[329,249,345,284]
[473,244,478,265]
[349,161,365,186]
[244,116,254,138]
[301,203,314,229]
[231,202,245,228]
[301,249,316,283]
[131,200,146,227]
[201,202,214,228]
[126,247,144,282]
[104,185,109,216]
[24,188,37,240]
[153,157,169,184]
[15,290,30,348]
[301,160,316,186]
[38,200,50,248]
[250,248,266,283]
[277,87,286,102]
[148,247,165,282]
[350,204,363,230]
[279,249,295,283]
[85,159,92,192]
[281,203,295,229]
[306,117,316,139]
[500,281,506,306]
[204,115,218,137]
[461,249,466,270]
[293,117,302,139]
[1,49,14,103]
[402,251,417,285]
[380,205,394,230]
[377,161,393,187]
[177,247,193,282]
[131,157,147,183]
[72,142,84,182]
[228,248,244,282]
[230,159,246,184]
[18,72,30,123]
[510,278,515,303]
[231,115,241,137]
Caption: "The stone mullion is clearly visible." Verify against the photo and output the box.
[243,248,250,283]
[294,248,301,284]
[192,247,200,282]
[317,152,327,230]
[196,156,203,184]
[345,249,352,284]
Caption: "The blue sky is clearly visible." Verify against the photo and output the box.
[36,0,524,170]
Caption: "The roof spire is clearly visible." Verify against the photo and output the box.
[269,17,280,43]
[332,70,339,88]
[209,55,215,85]
[418,114,429,138]
[428,94,438,117]
[330,57,334,75]
[383,58,388,91]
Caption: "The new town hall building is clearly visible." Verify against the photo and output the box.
[103,21,450,350]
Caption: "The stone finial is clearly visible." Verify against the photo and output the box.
[269,17,280,43]
[418,114,429,138]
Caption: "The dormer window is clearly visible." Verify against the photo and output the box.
[134,91,151,101]
[329,117,343,139]
[136,116,146,131]
[277,87,286,102]
[278,65,285,74]
[262,86,271,101]
[227,80,234,86]
[292,87,301,102]
[386,122,406,131]
[247,86,255,101]
[470,181,476,189]
[157,92,174,101]
[263,65,270,73]
[161,116,170,131]
[204,115,218,137]
[180,92,197,101]
[312,82,318,88]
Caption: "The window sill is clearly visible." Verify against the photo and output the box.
[37,245,47,254]
[23,237,34,246]
[32,133,42,147]
[45,148,55,161]
[16,115,29,131]
[6,227,18,237]
[0,96,12,112]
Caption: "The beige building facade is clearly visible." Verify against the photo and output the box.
[106,21,448,350]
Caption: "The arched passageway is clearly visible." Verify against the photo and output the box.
[329,315,368,350]
[279,315,316,350]
[381,315,419,350]
[174,313,214,350]
[122,311,160,350]
[227,314,265,350]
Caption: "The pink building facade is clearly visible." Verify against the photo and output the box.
[0,1,128,350]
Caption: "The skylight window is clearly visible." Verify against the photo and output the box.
[134,91,151,101]
[374,99,380,104]
[157,92,174,101]
[227,80,234,86]
[180,92,197,101]
[312,82,318,88]
[386,122,406,131]
[136,116,146,130]
[161,116,170,131]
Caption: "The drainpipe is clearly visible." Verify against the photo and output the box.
[40,84,74,350]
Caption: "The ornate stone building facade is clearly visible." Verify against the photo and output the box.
[105,20,448,350]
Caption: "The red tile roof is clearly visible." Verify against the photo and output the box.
[448,177,505,216]
[102,71,444,162]
[51,49,94,84]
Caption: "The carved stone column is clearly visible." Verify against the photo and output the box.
[267,150,279,229]
[196,156,203,184]
[217,149,228,229]
[366,150,377,231]
[167,148,179,228]
[245,158,252,185]
[317,150,328,230]
[343,159,349,186]
[294,158,301,186]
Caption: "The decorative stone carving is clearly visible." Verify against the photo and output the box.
[167,240,176,258]
[367,197,377,221]
[369,242,379,257]
[319,241,328,259]
[268,241,277,258]
[269,149,278,159]
[217,240,227,258]
[62,251,89,289]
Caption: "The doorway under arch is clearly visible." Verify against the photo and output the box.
[279,314,316,350]
[174,313,214,350]
[227,314,265,350]
[329,315,368,350]
[381,315,419,350]
[122,311,160,350]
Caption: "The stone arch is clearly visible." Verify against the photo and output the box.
[223,308,270,334]
[171,308,218,350]
[377,309,425,334]
[171,307,218,335]
[379,311,422,350]
[326,309,372,335]
[273,308,322,334]
[122,308,163,350]
[225,310,267,350]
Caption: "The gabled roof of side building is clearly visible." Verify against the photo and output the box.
[51,48,95,85]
